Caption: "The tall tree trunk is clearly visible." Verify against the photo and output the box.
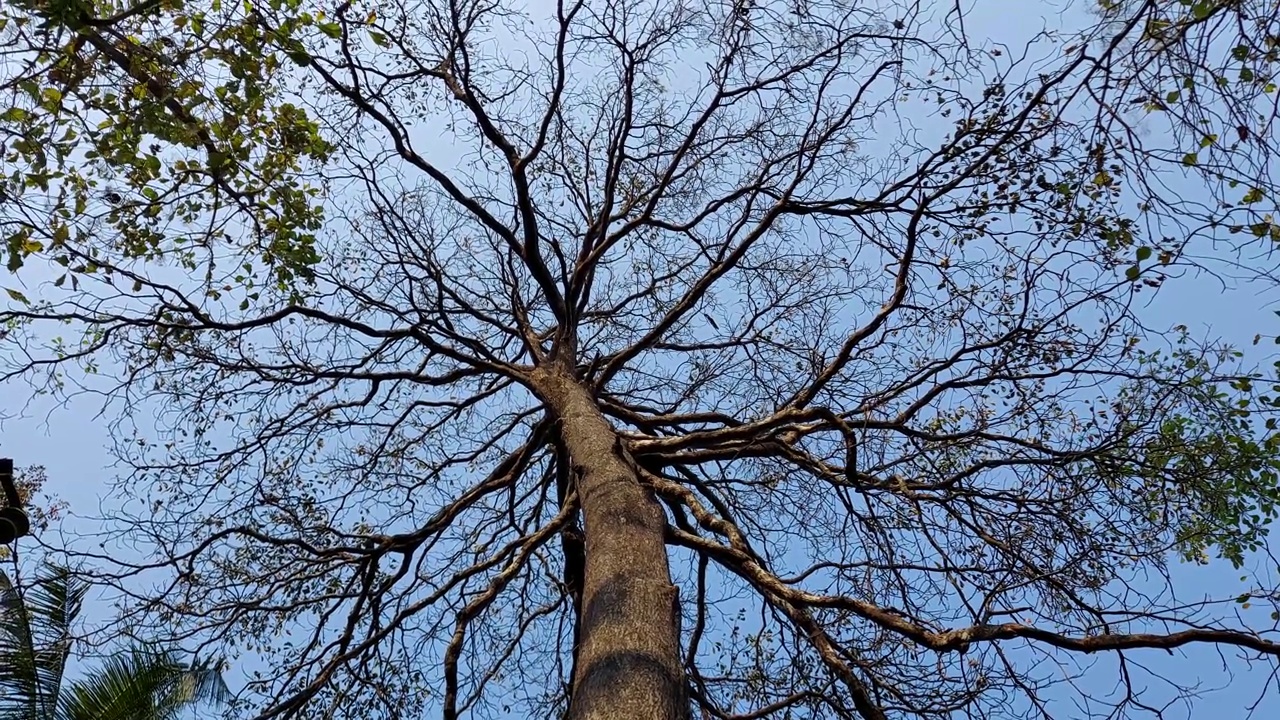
[533,364,689,720]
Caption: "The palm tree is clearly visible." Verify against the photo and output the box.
[0,564,229,720]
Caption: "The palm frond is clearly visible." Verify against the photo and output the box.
[58,646,229,720]
[0,569,40,720]
[0,566,85,720]
[155,655,231,714]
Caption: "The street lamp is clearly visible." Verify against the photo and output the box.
[0,458,30,543]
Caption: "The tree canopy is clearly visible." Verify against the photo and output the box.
[3,0,1280,718]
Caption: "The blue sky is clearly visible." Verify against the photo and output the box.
[3,0,1280,717]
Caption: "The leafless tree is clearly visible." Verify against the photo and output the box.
[3,0,1280,718]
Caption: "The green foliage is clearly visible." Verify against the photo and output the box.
[1082,0,1280,566]
[0,564,229,720]
[56,648,229,720]
[0,565,83,720]
[1098,0,1280,226]
[1084,339,1280,568]
[0,0,332,294]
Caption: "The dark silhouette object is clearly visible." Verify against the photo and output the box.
[0,459,30,543]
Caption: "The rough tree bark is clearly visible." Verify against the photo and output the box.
[532,361,688,720]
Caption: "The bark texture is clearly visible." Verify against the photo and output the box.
[533,364,689,720]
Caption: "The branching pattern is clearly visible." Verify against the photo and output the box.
[3,0,1280,718]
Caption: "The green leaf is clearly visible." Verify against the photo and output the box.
[1136,246,1152,261]
[1125,265,1141,280]
[5,288,30,304]
[1181,152,1198,166]
[1,565,229,720]
[0,565,87,718]
[60,647,230,720]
